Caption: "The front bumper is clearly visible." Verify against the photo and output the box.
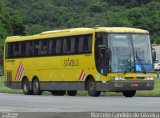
[96,80,154,92]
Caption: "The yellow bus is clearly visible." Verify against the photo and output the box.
[4,27,155,97]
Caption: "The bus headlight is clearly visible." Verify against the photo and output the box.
[146,77,154,80]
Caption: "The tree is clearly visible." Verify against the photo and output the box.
[10,14,25,35]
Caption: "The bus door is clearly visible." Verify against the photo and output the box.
[95,33,110,76]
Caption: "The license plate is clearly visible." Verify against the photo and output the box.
[131,83,139,87]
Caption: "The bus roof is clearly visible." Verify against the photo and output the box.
[5,27,149,42]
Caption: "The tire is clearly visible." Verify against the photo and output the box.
[122,91,136,97]
[67,90,77,96]
[32,78,42,95]
[87,78,101,97]
[51,90,66,96]
[22,79,32,95]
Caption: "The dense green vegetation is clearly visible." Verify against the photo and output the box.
[1,0,160,39]
[0,0,160,66]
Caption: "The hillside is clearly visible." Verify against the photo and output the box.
[0,0,159,43]
[0,0,160,41]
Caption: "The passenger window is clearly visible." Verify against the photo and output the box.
[79,36,84,53]
[63,38,67,54]
[6,43,13,58]
[74,36,79,53]
[71,37,75,53]
[41,40,48,55]
[56,39,62,54]
[13,42,21,57]
[26,41,34,57]
[21,42,26,57]
[84,35,92,53]
[34,40,42,56]
[49,39,56,55]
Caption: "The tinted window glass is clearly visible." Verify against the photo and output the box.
[5,34,92,58]
[49,39,56,55]
[13,42,21,57]
[26,41,34,56]
[34,40,42,56]
[56,39,62,54]
[41,40,48,55]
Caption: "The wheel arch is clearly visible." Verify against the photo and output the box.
[32,76,39,83]
[84,74,95,90]
[21,76,29,89]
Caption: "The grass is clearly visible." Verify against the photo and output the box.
[0,76,22,94]
[0,76,160,96]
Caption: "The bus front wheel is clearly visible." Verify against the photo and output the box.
[67,90,77,96]
[22,79,32,95]
[122,91,136,97]
[87,79,101,97]
[32,78,42,95]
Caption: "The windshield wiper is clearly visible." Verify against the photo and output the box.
[135,52,146,74]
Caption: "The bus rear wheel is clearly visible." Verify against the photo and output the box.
[51,90,66,96]
[87,78,101,97]
[122,91,136,97]
[32,78,42,95]
[22,79,32,95]
[67,90,77,96]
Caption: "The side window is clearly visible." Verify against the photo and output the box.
[6,43,13,58]
[63,37,72,54]
[66,38,71,53]
[13,42,21,57]
[56,39,62,54]
[41,40,48,55]
[26,41,34,57]
[62,38,67,54]
[21,42,26,57]
[49,39,56,55]
[74,36,79,53]
[70,37,75,53]
[79,36,84,53]
[34,40,42,56]
[84,35,92,53]
[79,34,92,54]
[96,33,107,46]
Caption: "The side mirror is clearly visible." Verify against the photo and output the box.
[152,48,156,63]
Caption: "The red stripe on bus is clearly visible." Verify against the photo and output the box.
[15,63,22,80]
[79,70,84,80]
[17,63,23,81]
[81,73,86,80]
[18,66,24,81]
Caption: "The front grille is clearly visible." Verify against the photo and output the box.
[125,77,134,80]
[137,77,145,80]
[125,77,145,80]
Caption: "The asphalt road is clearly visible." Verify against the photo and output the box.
[0,93,160,113]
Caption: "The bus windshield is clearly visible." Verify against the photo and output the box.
[108,34,154,73]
